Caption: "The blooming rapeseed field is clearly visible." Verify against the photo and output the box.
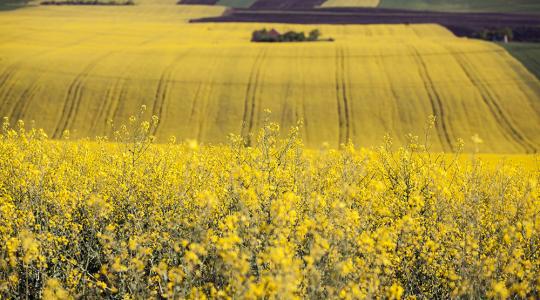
[1,110,538,299]
[0,2,538,152]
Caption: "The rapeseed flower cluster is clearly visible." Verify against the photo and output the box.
[0,112,538,299]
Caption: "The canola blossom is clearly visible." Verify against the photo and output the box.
[0,113,538,299]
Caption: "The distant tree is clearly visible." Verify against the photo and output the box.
[281,31,306,42]
[474,27,514,42]
[252,29,281,42]
[308,29,320,41]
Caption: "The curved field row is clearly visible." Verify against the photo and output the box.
[0,5,538,152]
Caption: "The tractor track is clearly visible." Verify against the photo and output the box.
[241,47,267,146]
[189,54,220,142]
[1,39,98,119]
[410,46,453,151]
[92,77,126,135]
[9,80,41,125]
[109,83,129,130]
[0,66,18,112]
[376,49,399,135]
[53,52,112,139]
[335,45,351,145]
[296,53,309,144]
[449,48,537,153]
[151,52,190,136]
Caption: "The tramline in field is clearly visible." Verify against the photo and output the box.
[0,3,538,152]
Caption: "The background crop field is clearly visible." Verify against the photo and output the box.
[378,0,540,13]
[216,0,256,8]
[0,0,29,11]
[502,43,540,80]
[321,0,379,8]
[0,1,539,153]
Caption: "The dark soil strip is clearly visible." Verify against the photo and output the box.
[191,8,540,40]
[249,0,325,10]
[41,1,134,5]
[0,0,30,11]
[179,0,218,5]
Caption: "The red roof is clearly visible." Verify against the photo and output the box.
[268,29,280,37]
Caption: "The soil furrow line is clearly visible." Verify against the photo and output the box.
[53,53,111,139]
[151,52,189,136]
[335,45,349,145]
[252,49,268,138]
[93,78,122,134]
[151,68,172,136]
[0,67,19,112]
[340,46,352,142]
[335,46,344,145]
[109,82,129,131]
[10,81,40,125]
[411,47,452,151]
[451,50,537,153]
[194,55,220,142]
[241,48,266,146]
[377,49,399,134]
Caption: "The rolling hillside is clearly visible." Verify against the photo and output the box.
[502,43,540,80]
[0,3,539,152]
[182,0,540,12]
[377,0,540,13]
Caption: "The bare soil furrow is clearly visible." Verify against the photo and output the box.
[451,50,537,153]
[241,48,267,146]
[410,47,453,150]
[53,54,110,139]
[335,46,351,145]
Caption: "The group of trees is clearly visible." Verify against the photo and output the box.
[472,27,513,42]
[252,28,328,42]
[469,26,540,43]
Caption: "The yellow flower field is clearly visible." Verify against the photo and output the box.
[0,113,538,298]
[0,2,538,152]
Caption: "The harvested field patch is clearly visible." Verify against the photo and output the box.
[502,43,540,80]
[249,0,325,9]
[179,0,219,5]
[321,0,379,7]
[379,0,540,14]
[192,7,540,40]
[217,0,257,7]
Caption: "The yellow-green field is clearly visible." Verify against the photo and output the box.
[0,2,539,153]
